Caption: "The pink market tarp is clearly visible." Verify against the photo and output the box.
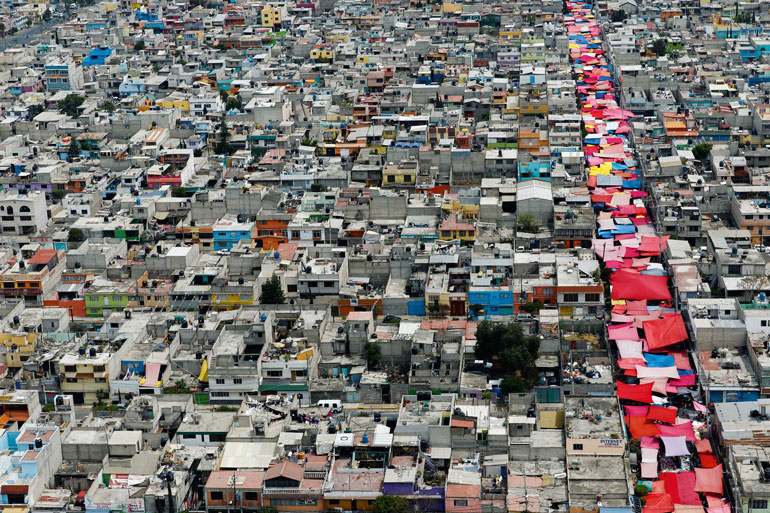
[642,447,659,462]
[694,465,723,495]
[643,314,688,351]
[639,377,669,395]
[625,405,650,417]
[608,322,642,340]
[642,461,659,479]
[695,439,713,454]
[636,366,681,380]
[658,422,697,441]
[676,472,701,506]
[661,436,689,457]
[611,270,671,301]
[616,339,644,359]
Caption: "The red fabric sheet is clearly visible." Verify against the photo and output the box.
[627,415,662,439]
[639,235,671,254]
[699,454,719,468]
[611,270,671,301]
[644,314,688,351]
[617,381,654,404]
[694,465,723,495]
[648,406,677,424]
[643,493,675,513]
[660,472,681,504]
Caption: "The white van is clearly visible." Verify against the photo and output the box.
[317,400,343,413]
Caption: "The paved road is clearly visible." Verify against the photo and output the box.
[0,13,77,50]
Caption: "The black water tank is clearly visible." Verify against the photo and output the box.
[416,391,431,401]
[34,438,43,449]
[89,347,96,357]
[373,412,382,422]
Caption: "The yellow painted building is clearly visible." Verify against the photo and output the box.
[261,5,282,27]
[210,292,255,311]
[382,162,417,186]
[59,352,111,405]
[310,47,334,61]
[443,2,462,13]
[0,333,36,368]
[155,98,190,112]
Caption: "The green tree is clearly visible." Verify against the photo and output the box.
[215,117,233,155]
[68,227,85,242]
[27,103,45,119]
[42,8,52,21]
[67,139,80,161]
[172,187,187,198]
[59,94,85,117]
[259,275,286,304]
[610,10,627,22]
[134,40,145,51]
[521,301,544,314]
[474,320,540,387]
[9,27,17,35]
[99,100,115,113]
[518,213,538,233]
[652,39,668,56]
[500,375,528,395]
[52,189,66,200]
[469,304,485,317]
[225,94,242,111]
[692,143,713,161]
[364,341,381,369]
[373,495,409,513]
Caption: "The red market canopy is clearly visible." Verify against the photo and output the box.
[611,270,671,301]
[648,406,677,424]
[644,314,688,351]
[617,381,654,404]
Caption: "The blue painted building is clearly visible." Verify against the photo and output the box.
[518,161,552,181]
[212,220,254,250]
[468,287,514,317]
[82,47,114,67]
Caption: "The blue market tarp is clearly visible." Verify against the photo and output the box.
[644,353,674,368]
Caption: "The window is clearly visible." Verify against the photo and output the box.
[291,231,300,238]
[313,231,322,238]
[66,378,78,383]
[454,500,468,507]
[585,293,601,302]
[763,320,768,327]
[211,391,229,397]
[95,378,106,383]
[563,293,579,302]
[287,284,297,292]
[65,365,77,372]
[572,443,583,450]
[387,175,396,182]
[93,365,105,372]
[233,378,243,384]
[215,378,225,385]
[266,370,283,377]
[244,492,258,501]
[112,296,123,302]
[324,281,334,288]
[751,500,768,510]
[542,288,554,296]
[210,491,223,501]
[271,499,297,507]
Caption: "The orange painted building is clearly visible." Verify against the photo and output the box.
[254,214,292,250]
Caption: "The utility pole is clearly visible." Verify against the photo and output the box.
[163,471,174,513]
